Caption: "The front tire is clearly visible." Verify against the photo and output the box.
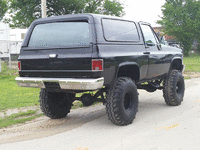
[106,77,138,126]
[163,70,185,106]
[39,89,74,119]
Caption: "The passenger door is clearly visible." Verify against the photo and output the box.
[140,23,168,80]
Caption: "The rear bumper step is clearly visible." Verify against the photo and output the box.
[15,77,104,90]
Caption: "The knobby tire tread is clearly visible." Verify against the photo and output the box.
[106,77,138,126]
[163,70,185,106]
[39,89,72,119]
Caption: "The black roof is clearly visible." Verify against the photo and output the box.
[31,13,138,24]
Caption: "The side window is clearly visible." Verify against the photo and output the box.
[102,19,139,42]
[140,25,158,46]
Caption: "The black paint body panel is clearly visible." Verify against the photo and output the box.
[18,14,183,87]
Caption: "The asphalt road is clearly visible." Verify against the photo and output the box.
[0,78,200,150]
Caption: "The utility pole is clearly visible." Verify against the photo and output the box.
[41,0,47,18]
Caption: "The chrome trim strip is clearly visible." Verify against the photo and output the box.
[15,77,104,90]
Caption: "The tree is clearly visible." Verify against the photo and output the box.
[6,0,86,27]
[5,0,125,28]
[84,0,124,16]
[157,0,200,56]
[192,1,200,52]
[0,0,8,21]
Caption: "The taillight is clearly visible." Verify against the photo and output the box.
[92,59,103,71]
[18,61,21,71]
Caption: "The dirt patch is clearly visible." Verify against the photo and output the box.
[0,103,105,144]
[0,106,41,119]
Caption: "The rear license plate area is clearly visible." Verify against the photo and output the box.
[44,82,61,89]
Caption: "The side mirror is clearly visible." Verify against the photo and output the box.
[146,40,155,46]
[146,43,155,46]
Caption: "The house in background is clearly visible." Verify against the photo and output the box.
[0,22,10,58]
[0,22,28,59]
[9,28,28,56]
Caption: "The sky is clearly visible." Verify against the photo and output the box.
[123,0,166,27]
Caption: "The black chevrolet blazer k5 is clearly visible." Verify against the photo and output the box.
[16,14,185,126]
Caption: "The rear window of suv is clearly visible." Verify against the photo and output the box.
[102,19,139,42]
[28,22,89,48]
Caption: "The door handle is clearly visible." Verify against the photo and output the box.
[143,52,150,54]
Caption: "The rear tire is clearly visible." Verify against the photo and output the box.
[39,89,74,119]
[106,77,138,126]
[163,70,185,106]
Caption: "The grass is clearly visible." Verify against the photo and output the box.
[0,61,101,128]
[0,54,198,128]
[184,76,191,80]
[0,62,40,111]
[0,61,18,79]
[0,76,40,111]
[1,55,199,111]
[0,110,43,128]
[72,101,84,109]
[0,62,97,111]
[183,54,200,72]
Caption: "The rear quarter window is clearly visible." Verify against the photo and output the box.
[102,19,139,42]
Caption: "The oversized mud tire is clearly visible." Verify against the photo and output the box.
[163,70,185,106]
[39,89,73,119]
[106,77,138,126]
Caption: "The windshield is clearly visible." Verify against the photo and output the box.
[28,22,90,48]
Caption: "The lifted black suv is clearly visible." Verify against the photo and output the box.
[16,14,185,126]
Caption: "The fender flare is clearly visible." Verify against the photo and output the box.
[114,62,140,81]
[170,57,184,72]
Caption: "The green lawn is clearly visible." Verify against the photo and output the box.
[0,76,98,111]
[0,55,199,128]
[0,61,93,111]
[183,55,200,72]
[0,54,199,111]
[0,62,40,111]
[0,77,40,111]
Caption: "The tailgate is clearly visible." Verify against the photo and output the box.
[19,47,93,71]
[18,45,102,78]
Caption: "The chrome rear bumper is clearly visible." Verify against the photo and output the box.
[15,77,104,90]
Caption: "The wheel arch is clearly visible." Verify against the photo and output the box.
[116,62,140,82]
[170,57,184,72]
